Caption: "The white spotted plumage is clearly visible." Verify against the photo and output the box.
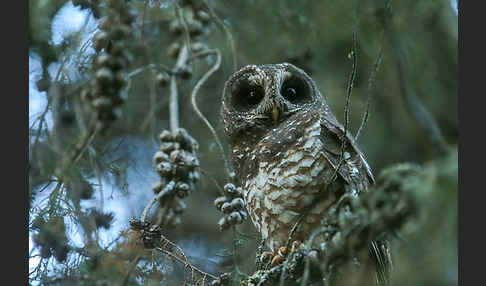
[244,119,337,251]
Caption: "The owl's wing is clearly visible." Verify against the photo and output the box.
[320,112,392,286]
[319,113,375,193]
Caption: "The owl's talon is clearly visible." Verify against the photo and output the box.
[261,250,286,267]
[271,254,285,266]
[260,241,304,267]
[261,251,274,262]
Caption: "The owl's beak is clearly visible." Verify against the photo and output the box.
[272,101,279,122]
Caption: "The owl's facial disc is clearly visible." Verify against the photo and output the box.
[224,63,318,135]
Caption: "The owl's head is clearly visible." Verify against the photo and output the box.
[221,63,324,142]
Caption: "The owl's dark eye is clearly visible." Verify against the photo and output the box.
[247,89,263,105]
[232,81,264,111]
[282,87,297,99]
[281,76,311,104]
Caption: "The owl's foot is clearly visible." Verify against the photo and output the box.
[261,241,302,267]
[261,249,285,267]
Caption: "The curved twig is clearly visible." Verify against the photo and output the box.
[125,63,172,96]
[140,183,173,223]
[155,247,218,280]
[300,228,330,286]
[189,49,233,176]
[355,0,392,141]
[329,30,359,185]
[55,118,99,180]
[355,36,383,141]
[344,30,358,140]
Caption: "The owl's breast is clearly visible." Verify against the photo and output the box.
[241,112,338,250]
[239,110,316,179]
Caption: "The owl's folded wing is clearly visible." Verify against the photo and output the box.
[319,114,375,193]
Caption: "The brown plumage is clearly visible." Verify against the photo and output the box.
[221,63,390,285]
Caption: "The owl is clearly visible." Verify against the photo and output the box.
[220,63,391,284]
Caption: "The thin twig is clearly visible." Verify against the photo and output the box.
[200,169,225,195]
[355,34,383,141]
[55,119,99,180]
[140,193,161,224]
[175,2,192,60]
[344,31,358,132]
[201,0,237,71]
[72,123,99,165]
[140,190,164,223]
[140,181,175,223]
[155,247,218,280]
[31,99,51,149]
[29,257,44,277]
[329,30,358,185]
[232,226,241,274]
[125,63,172,96]
[355,0,390,141]
[300,228,330,286]
[279,218,304,275]
[127,63,173,79]
[189,49,232,176]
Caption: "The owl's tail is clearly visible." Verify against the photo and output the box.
[370,240,392,286]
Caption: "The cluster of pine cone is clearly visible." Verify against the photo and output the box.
[149,2,213,100]
[81,0,134,129]
[160,0,212,79]
[168,0,211,38]
[150,0,215,91]
[152,128,200,227]
[214,183,248,230]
